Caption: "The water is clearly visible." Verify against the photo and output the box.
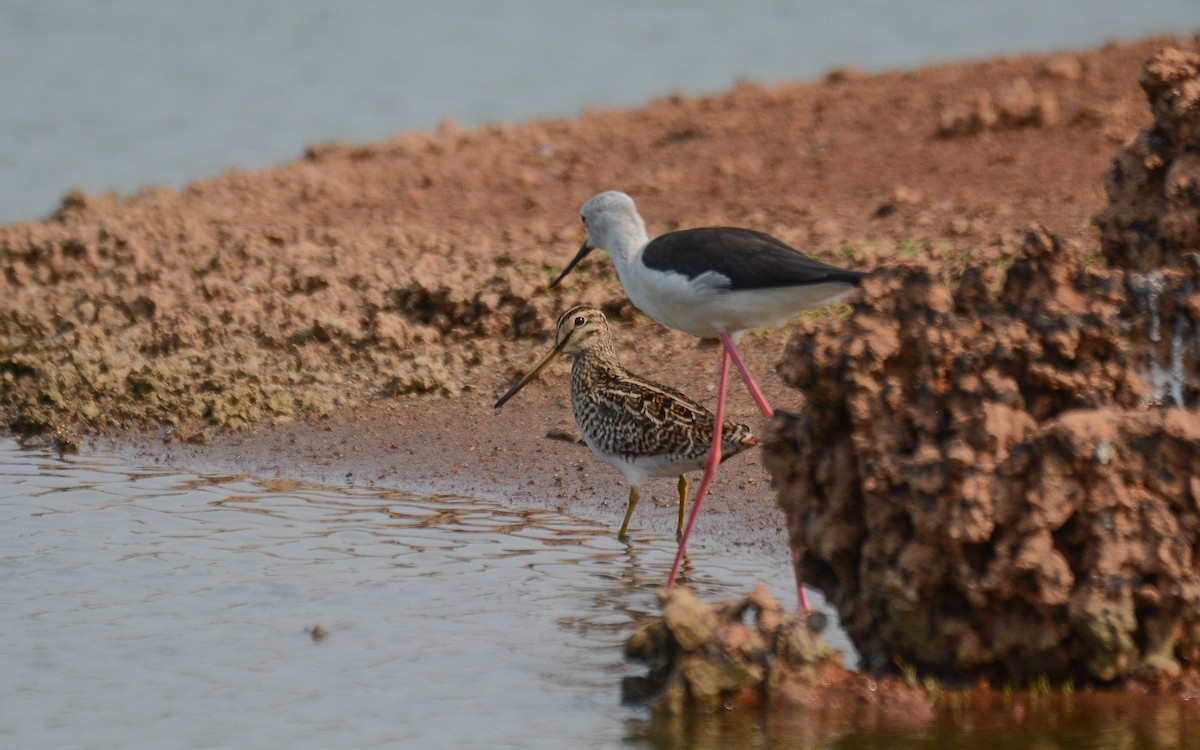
[0,437,828,749]
[6,440,1200,748]
[2,1,1198,223]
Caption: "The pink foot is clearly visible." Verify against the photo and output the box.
[791,548,811,613]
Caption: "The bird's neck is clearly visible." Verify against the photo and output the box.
[570,343,624,384]
[602,218,649,286]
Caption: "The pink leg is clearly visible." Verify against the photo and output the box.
[791,548,811,613]
[718,331,773,419]
[718,333,811,613]
[667,347,731,588]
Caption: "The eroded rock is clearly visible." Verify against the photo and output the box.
[767,48,1200,686]
[1097,48,1200,270]
[766,225,1200,684]
[623,585,930,715]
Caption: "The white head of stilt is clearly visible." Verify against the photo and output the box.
[570,189,861,344]
[580,191,650,276]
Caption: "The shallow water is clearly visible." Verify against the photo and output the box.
[0,437,840,749]
[5,438,1199,749]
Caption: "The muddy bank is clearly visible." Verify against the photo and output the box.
[766,47,1200,689]
[3,34,1193,554]
[1,36,1191,450]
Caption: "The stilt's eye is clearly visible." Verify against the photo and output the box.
[574,316,585,327]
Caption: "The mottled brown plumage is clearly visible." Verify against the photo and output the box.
[495,304,758,540]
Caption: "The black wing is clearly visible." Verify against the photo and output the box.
[641,227,864,291]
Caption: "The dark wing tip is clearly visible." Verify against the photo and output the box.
[644,227,867,290]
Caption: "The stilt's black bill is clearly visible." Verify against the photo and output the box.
[548,241,593,289]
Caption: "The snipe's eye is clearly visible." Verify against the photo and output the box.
[574,316,586,327]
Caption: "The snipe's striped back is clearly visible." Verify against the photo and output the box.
[495,304,758,541]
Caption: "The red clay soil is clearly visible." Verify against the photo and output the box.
[2,32,1200,695]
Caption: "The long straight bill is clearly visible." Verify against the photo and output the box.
[494,343,567,408]
[548,241,594,289]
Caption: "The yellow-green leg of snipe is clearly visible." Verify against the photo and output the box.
[675,475,689,542]
[618,485,640,541]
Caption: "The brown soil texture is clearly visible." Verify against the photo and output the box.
[2,32,1200,692]
[766,47,1200,687]
[2,36,1192,445]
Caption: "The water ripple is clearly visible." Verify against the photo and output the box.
[0,438,808,750]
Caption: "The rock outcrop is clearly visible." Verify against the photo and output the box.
[623,585,928,715]
[1097,48,1200,271]
[766,48,1200,685]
